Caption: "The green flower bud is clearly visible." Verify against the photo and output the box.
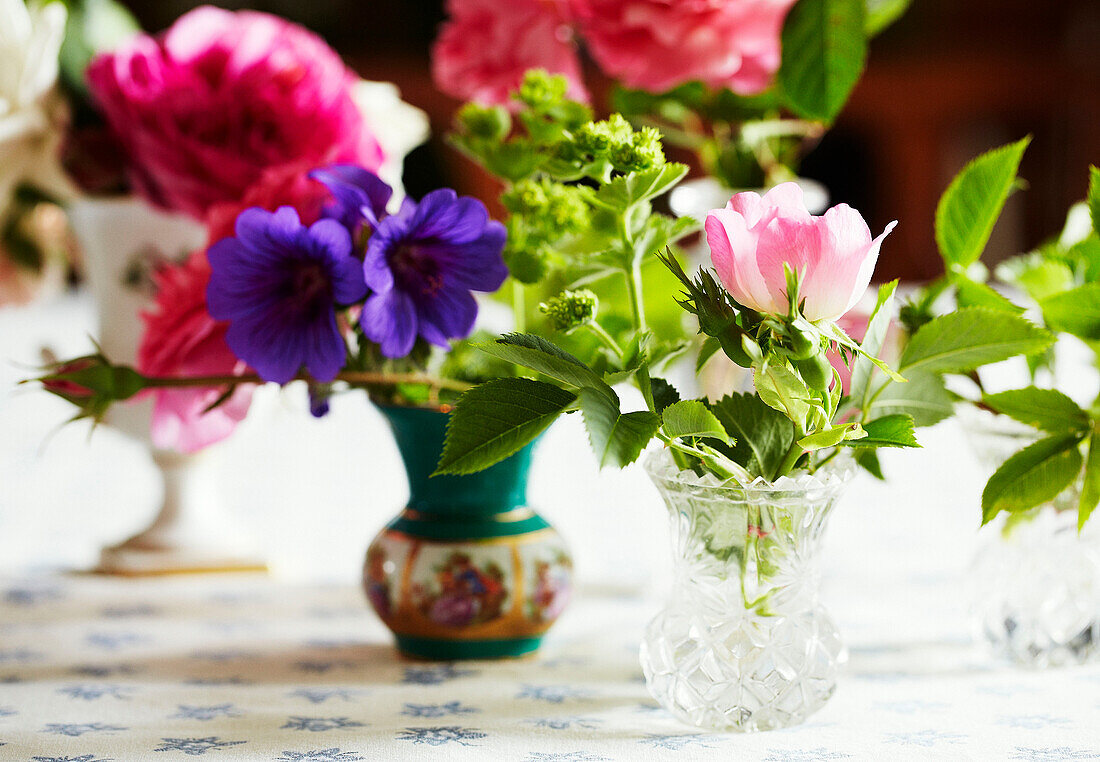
[516,69,568,109]
[575,114,634,158]
[793,354,832,391]
[610,126,666,173]
[457,102,511,141]
[539,289,599,332]
[505,245,550,284]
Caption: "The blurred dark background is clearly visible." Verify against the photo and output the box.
[118,0,1100,282]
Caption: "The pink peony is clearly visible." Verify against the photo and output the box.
[138,251,251,453]
[432,0,588,107]
[705,183,897,322]
[571,0,797,95]
[86,6,383,220]
[204,160,332,246]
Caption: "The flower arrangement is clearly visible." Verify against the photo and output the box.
[902,139,1100,530]
[433,0,910,194]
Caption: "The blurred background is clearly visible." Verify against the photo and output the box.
[118,0,1100,281]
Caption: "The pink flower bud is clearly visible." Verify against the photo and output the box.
[705,183,897,322]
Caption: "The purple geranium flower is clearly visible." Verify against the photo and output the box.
[311,166,508,358]
[206,206,367,384]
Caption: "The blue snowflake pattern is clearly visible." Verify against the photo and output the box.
[42,723,128,737]
[294,660,356,674]
[71,664,136,678]
[184,677,250,686]
[884,730,966,748]
[639,734,719,750]
[0,706,15,718]
[0,647,42,663]
[57,684,131,701]
[634,701,663,713]
[3,585,61,606]
[101,604,158,618]
[274,751,365,762]
[171,705,239,721]
[281,717,365,732]
[395,726,487,747]
[539,657,591,669]
[525,754,610,762]
[153,737,246,755]
[1009,747,1100,761]
[288,688,361,704]
[402,664,477,685]
[32,756,113,762]
[401,702,480,718]
[304,638,362,650]
[998,714,1072,730]
[762,750,852,761]
[85,632,146,650]
[527,716,600,730]
[516,684,591,703]
[189,650,252,662]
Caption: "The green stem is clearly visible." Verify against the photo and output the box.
[627,260,648,334]
[512,280,526,333]
[777,440,805,477]
[586,321,623,358]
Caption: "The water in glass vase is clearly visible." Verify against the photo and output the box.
[640,450,855,732]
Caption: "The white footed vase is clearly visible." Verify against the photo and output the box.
[68,196,265,575]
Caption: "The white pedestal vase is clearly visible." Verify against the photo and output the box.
[68,196,265,575]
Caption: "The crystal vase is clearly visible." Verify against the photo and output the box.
[971,495,1100,667]
[640,450,854,731]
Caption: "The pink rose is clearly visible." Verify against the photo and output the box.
[86,6,383,220]
[138,251,251,453]
[705,183,897,322]
[432,0,588,107]
[571,0,797,94]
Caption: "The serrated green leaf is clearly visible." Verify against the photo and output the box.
[935,137,1030,269]
[952,275,1023,313]
[856,449,885,479]
[662,400,730,444]
[869,370,954,427]
[779,0,868,122]
[591,163,689,213]
[1079,432,1100,530]
[435,378,576,475]
[982,433,1085,524]
[865,0,911,35]
[899,307,1053,374]
[1040,283,1100,340]
[708,393,798,480]
[840,413,919,448]
[479,333,615,399]
[1089,166,1100,238]
[850,280,898,410]
[577,387,661,468]
[753,358,811,424]
[650,377,681,414]
[982,387,1090,435]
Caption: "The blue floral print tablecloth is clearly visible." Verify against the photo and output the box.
[0,573,1098,762]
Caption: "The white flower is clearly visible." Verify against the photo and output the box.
[0,0,72,218]
[352,79,430,203]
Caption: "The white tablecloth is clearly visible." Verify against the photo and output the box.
[3,292,1100,760]
[1,573,1099,762]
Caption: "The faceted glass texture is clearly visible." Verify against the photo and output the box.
[640,451,854,731]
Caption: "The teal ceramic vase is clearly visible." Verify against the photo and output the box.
[364,406,573,659]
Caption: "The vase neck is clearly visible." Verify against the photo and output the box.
[380,406,536,515]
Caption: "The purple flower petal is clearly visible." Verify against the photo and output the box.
[417,286,478,347]
[361,289,418,358]
[310,164,392,231]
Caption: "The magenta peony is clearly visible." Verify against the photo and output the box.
[571,0,797,95]
[705,183,897,322]
[138,251,251,453]
[432,0,588,107]
[86,6,383,220]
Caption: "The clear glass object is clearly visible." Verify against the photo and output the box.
[971,497,1100,667]
[640,450,855,732]
[963,408,1100,667]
